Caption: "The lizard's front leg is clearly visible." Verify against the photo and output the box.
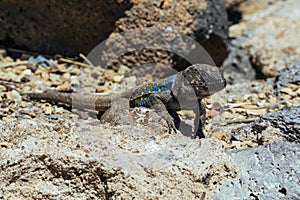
[148,94,177,133]
[194,100,206,138]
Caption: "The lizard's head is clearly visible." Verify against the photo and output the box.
[181,64,227,98]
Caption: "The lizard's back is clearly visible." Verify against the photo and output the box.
[129,75,176,107]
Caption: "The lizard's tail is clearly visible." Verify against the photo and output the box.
[23,90,112,112]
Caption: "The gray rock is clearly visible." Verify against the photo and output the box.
[231,107,300,143]
[260,106,300,142]
[274,62,300,96]
[214,141,300,200]
[48,114,59,120]
[0,119,237,199]
[1,117,300,199]
[223,37,256,84]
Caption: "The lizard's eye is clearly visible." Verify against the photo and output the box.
[182,77,192,87]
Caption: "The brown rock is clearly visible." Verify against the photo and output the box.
[94,0,229,70]
[211,131,227,140]
[0,0,132,57]
[207,109,220,117]
[1,0,229,69]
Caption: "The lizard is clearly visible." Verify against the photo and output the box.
[25,64,226,138]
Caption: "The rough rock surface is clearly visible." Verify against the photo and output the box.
[227,0,300,78]
[274,62,300,96]
[205,61,300,147]
[0,119,238,199]
[1,117,299,199]
[93,0,229,70]
[0,0,132,57]
[223,37,256,84]
[214,141,300,199]
[0,0,229,67]
[230,107,300,145]
[259,107,300,142]
[224,0,244,7]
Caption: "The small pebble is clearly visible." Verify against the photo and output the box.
[53,125,61,131]
[246,109,267,116]
[43,107,54,115]
[57,64,67,72]
[0,142,12,148]
[231,134,244,141]
[258,93,266,99]
[57,82,71,92]
[207,109,220,117]
[6,90,22,101]
[54,107,65,114]
[62,72,71,80]
[15,112,30,119]
[280,87,293,94]
[0,85,6,91]
[104,70,119,82]
[113,75,124,83]
[70,67,80,75]
[211,132,227,140]
[23,69,32,76]
[211,102,223,111]
[17,65,27,70]
[118,65,130,75]
[231,141,241,147]
[268,97,278,104]
[229,22,246,38]
[48,114,59,120]
[222,111,235,119]
[256,100,267,107]
[1,103,9,108]
[70,76,80,86]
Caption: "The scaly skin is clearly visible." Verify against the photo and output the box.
[129,64,226,137]
[26,64,226,137]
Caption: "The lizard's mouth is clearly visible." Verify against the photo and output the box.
[188,77,226,97]
[207,81,227,94]
[206,78,227,92]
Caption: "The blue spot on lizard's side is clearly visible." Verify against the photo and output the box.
[144,88,151,93]
[153,84,160,92]
[129,74,177,108]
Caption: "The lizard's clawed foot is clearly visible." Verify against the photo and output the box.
[168,121,178,134]
[194,128,205,138]
[165,118,178,134]
[158,117,177,134]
